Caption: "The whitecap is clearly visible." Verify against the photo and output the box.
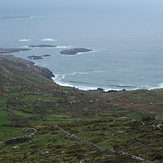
[146,83,163,90]
[41,38,57,42]
[19,39,31,42]
[56,45,72,49]
[91,70,106,73]
[68,72,88,76]
[158,83,163,88]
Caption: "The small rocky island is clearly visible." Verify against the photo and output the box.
[60,48,93,55]
[27,54,51,60]
[0,48,31,54]
[29,44,57,48]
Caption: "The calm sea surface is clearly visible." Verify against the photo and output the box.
[1,3,163,90]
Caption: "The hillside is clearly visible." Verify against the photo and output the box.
[0,55,162,163]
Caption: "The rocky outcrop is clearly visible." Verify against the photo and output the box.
[29,44,56,48]
[27,55,43,60]
[27,54,51,60]
[60,48,93,55]
[34,65,54,80]
[0,48,31,54]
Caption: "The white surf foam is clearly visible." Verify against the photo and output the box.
[19,39,31,42]
[68,72,88,76]
[52,74,74,87]
[56,45,72,49]
[158,83,163,88]
[146,83,163,90]
[41,38,57,42]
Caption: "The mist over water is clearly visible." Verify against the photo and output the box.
[1,0,163,90]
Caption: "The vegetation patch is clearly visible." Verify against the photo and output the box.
[0,110,12,125]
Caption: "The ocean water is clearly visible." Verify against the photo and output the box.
[1,2,163,91]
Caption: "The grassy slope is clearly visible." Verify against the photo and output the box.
[0,55,163,162]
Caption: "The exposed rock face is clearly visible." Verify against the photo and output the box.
[0,48,31,54]
[35,66,54,80]
[29,44,56,48]
[0,55,54,80]
[60,48,93,55]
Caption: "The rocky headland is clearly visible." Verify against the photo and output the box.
[60,48,93,55]
[0,55,54,80]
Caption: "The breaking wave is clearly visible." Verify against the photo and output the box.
[144,83,163,90]
[41,38,57,42]
[19,39,31,42]
[56,45,72,49]
[52,74,74,87]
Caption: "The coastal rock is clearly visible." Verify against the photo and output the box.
[43,54,51,57]
[27,54,51,60]
[60,48,93,55]
[29,44,57,48]
[27,55,43,60]
[0,48,31,54]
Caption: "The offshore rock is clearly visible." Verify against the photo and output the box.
[29,44,56,48]
[60,48,93,55]
[27,54,51,60]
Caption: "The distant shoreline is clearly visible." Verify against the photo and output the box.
[0,48,31,54]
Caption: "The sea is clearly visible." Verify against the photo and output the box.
[1,1,163,91]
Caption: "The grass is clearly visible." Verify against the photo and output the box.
[11,109,37,118]
[21,94,41,103]
[0,127,25,141]
[1,118,162,162]
[0,110,12,125]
